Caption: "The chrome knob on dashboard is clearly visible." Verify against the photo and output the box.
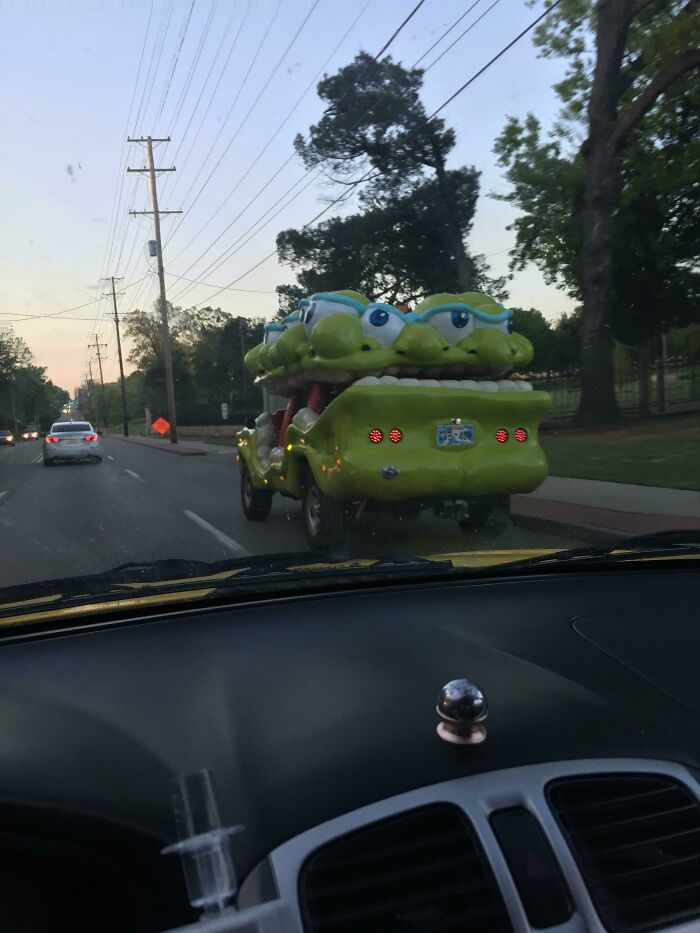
[436,679,488,745]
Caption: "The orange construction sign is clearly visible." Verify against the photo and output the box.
[151,417,170,436]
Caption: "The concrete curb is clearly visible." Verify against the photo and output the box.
[112,436,206,456]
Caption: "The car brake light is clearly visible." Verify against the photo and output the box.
[495,428,509,443]
[514,427,528,442]
[45,436,59,443]
[389,428,403,443]
[369,428,383,444]
[84,434,98,441]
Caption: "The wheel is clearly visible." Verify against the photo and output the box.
[93,456,103,463]
[457,497,510,533]
[302,470,348,549]
[240,464,272,521]
[43,459,53,467]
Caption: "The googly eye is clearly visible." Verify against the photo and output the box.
[302,299,357,337]
[369,308,389,327]
[426,308,474,345]
[360,305,406,348]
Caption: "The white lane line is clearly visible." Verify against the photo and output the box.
[32,455,42,464]
[125,468,144,482]
[0,491,6,499]
[183,510,251,557]
[108,455,115,461]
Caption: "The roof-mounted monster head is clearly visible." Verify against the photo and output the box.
[245,290,534,395]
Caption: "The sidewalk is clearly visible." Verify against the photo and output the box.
[111,434,229,456]
[513,476,700,537]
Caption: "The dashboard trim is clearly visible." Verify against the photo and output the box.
[242,758,700,933]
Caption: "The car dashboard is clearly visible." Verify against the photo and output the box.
[0,566,698,932]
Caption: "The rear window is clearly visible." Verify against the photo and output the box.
[51,423,92,434]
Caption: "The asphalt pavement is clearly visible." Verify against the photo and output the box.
[0,437,581,590]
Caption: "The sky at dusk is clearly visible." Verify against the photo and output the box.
[0,0,575,393]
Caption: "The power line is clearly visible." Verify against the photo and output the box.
[168,169,322,304]
[162,3,251,201]
[166,0,371,275]
[376,0,426,58]
[0,278,149,323]
[189,4,565,308]
[165,2,218,140]
[166,1,283,229]
[412,0,482,67]
[429,0,564,117]
[155,0,196,125]
[166,0,324,258]
[423,0,502,73]
[165,272,276,293]
[191,170,376,308]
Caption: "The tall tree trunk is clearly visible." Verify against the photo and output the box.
[575,0,635,425]
[638,340,652,416]
[428,130,474,291]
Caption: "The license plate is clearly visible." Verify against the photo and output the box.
[437,423,475,446]
[65,439,80,445]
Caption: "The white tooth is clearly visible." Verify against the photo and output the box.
[512,380,533,391]
[460,380,477,389]
[379,375,398,384]
[422,379,440,387]
[354,375,380,386]
[398,378,421,386]
[497,380,518,390]
[480,381,499,392]
[440,380,461,388]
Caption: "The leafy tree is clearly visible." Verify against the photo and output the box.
[287,53,493,294]
[277,173,506,306]
[510,308,559,372]
[494,0,699,424]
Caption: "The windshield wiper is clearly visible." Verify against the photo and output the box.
[0,553,457,624]
[499,529,700,571]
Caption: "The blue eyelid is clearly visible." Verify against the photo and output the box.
[365,302,407,320]
[310,292,366,313]
[412,303,512,324]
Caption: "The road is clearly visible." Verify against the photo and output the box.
[0,437,582,590]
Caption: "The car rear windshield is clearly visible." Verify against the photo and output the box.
[51,424,92,434]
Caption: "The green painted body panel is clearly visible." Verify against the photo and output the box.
[239,384,551,502]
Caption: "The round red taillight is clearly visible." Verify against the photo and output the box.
[389,428,403,443]
[514,427,528,442]
[369,429,383,444]
[495,428,509,444]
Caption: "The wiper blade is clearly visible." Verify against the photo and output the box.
[500,529,700,571]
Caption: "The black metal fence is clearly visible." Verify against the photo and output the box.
[529,362,699,420]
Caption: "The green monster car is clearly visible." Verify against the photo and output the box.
[237,290,551,547]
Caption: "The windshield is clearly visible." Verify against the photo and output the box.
[0,1,697,617]
[51,423,92,434]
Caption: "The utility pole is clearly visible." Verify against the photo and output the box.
[128,135,182,443]
[102,276,129,436]
[88,335,107,387]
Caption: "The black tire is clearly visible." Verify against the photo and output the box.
[240,464,272,521]
[302,470,348,549]
[43,459,53,467]
[458,497,510,533]
[93,456,103,463]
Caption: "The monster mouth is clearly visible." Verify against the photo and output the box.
[265,370,534,394]
[349,375,533,392]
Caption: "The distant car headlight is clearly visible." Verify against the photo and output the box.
[7,435,13,443]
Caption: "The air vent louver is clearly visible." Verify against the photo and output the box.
[549,773,700,933]
[299,803,512,932]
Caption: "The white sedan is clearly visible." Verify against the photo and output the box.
[43,421,102,466]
